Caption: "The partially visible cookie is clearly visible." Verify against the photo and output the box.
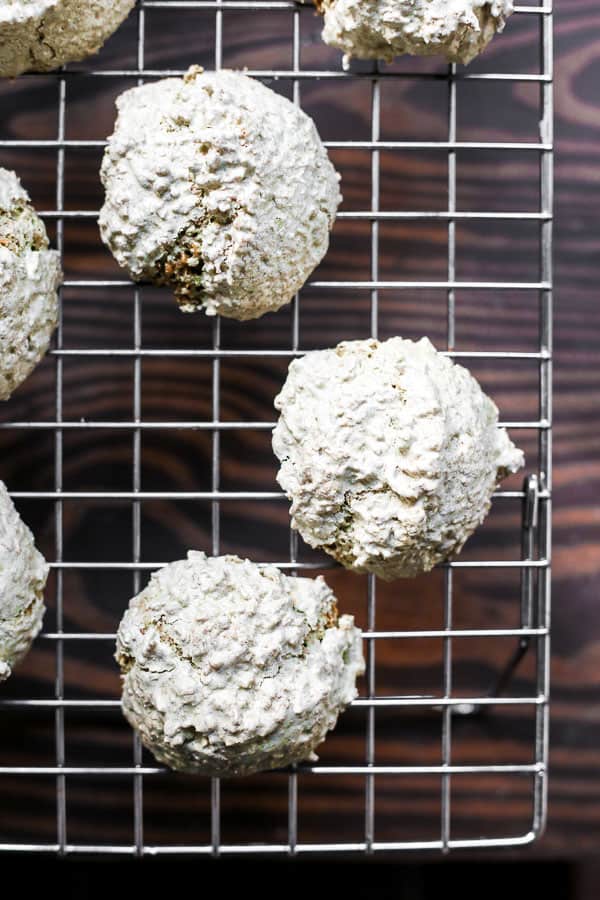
[99,67,341,320]
[0,480,48,682]
[308,0,514,65]
[0,167,61,401]
[0,0,136,77]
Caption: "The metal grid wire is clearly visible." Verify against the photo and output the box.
[0,0,553,855]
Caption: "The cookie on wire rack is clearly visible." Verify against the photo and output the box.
[273,336,524,581]
[0,167,61,401]
[0,481,48,682]
[99,66,341,320]
[115,552,364,776]
[305,0,514,65]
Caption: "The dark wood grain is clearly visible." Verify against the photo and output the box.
[0,0,598,858]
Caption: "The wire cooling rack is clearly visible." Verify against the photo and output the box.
[0,0,553,855]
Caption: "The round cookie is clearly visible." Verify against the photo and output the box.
[0,167,61,401]
[273,337,524,580]
[0,0,136,77]
[99,67,341,320]
[310,0,514,65]
[0,480,48,682]
[116,552,364,776]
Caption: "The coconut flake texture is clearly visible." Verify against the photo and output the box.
[0,481,48,682]
[0,167,61,401]
[273,337,524,580]
[99,67,341,320]
[310,0,514,65]
[0,0,136,77]
[116,552,364,776]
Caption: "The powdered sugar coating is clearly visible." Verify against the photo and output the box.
[99,67,341,320]
[0,0,135,77]
[116,552,364,775]
[0,480,48,682]
[0,167,61,401]
[311,0,514,65]
[273,337,524,580]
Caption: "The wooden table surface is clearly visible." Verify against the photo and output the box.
[544,0,600,858]
[0,0,598,859]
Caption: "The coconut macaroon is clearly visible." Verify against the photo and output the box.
[0,0,136,77]
[309,0,514,65]
[99,67,341,320]
[273,337,524,581]
[0,481,48,682]
[115,552,364,776]
[0,167,61,401]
